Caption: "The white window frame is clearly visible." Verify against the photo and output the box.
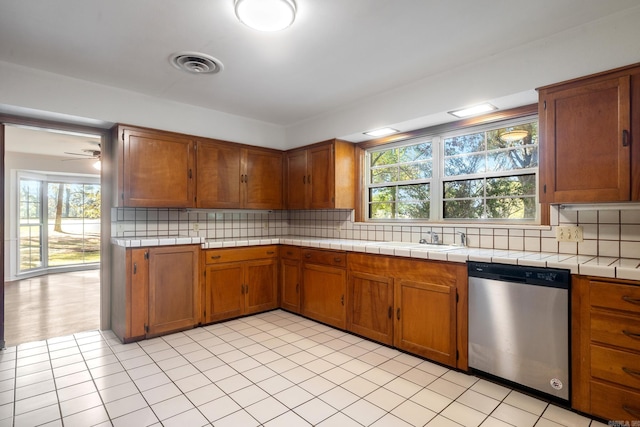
[364,115,539,223]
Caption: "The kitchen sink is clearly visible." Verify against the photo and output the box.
[367,242,463,251]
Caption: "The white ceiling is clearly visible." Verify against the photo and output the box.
[1,1,640,147]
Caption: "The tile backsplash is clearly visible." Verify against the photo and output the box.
[112,205,640,258]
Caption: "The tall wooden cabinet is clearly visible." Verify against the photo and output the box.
[280,246,302,313]
[538,63,640,204]
[111,244,200,342]
[572,276,640,420]
[202,246,278,323]
[285,139,355,209]
[114,125,196,208]
[196,140,283,209]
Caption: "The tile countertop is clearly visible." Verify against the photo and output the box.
[111,236,640,281]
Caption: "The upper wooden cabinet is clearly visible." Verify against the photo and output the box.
[538,64,640,204]
[115,125,196,208]
[285,139,355,209]
[196,140,283,209]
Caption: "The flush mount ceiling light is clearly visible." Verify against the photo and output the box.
[234,0,297,32]
[169,52,224,75]
[364,127,400,137]
[448,103,498,118]
[499,129,529,143]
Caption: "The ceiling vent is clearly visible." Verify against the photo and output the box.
[169,52,224,75]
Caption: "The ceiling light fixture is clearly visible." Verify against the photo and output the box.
[448,103,498,118]
[364,127,400,138]
[234,0,297,32]
[499,129,529,143]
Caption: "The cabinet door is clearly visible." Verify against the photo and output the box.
[147,246,199,336]
[308,143,335,209]
[244,259,278,314]
[280,258,301,313]
[204,263,244,322]
[302,264,346,329]
[129,248,148,339]
[348,271,394,345]
[394,279,456,366]
[121,127,195,207]
[540,76,631,203]
[196,140,242,208]
[285,149,308,209]
[244,148,283,209]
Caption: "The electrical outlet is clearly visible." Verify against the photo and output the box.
[556,225,583,242]
[192,223,199,232]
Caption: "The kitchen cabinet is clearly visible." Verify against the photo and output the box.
[285,139,355,209]
[301,249,347,329]
[280,246,302,313]
[347,253,467,369]
[538,64,640,204]
[572,276,640,420]
[202,246,278,323]
[111,244,200,342]
[114,125,195,208]
[196,139,283,209]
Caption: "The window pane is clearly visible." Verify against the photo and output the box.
[397,183,430,201]
[398,142,432,162]
[371,166,398,184]
[443,178,484,199]
[398,202,430,219]
[443,199,484,219]
[370,186,396,203]
[399,162,432,181]
[444,154,485,176]
[486,197,536,220]
[370,148,398,167]
[444,132,485,156]
[486,175,536,197]
[487,147,538,172]
[370,203,394,219]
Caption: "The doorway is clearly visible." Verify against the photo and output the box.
[3,121,109,347]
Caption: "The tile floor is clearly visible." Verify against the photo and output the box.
[0,310,605,427]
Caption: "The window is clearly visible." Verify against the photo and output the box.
[365,117,538,222]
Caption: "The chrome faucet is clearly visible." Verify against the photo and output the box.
[419,231,439,245]
[456,231,467,247]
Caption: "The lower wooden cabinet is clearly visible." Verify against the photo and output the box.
[573,275,640,420]
[301,249,347,329]
[111,244,200,342]
[280,246,302,313]
[347,253,467,369]
[202,246,278,323]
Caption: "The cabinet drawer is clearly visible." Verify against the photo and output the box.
[591,311,640,352]
[205,246,278,264]
[591,381,640,421]
[280,246,301,260]
[302,249,346,268]
[590,281,640,314]
[591,345,640,389]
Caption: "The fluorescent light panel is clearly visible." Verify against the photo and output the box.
[448,103,498,118]
[364,127,399,137]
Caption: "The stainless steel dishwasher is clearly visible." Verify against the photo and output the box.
[468,261,571,403]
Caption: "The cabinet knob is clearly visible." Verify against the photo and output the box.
[397,308,401,320]
[623,129,630,147]
[333,257,342,263]
[133,262,137,274]
[341,295,344,306]
[304,253,312,259]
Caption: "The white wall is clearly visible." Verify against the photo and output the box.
[4,151,100,280]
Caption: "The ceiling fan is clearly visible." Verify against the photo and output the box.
[62,142,102,170]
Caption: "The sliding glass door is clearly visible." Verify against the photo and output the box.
[18,174,100,274]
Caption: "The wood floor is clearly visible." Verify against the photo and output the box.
[4,270,100,347]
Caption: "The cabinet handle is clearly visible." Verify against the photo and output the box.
[622,295,640,305]
[623,330,640,340]
[334,257,342,263]
[267,251,275,255]
[624,405,640,419]
[303,175,306,184]
[241,284,245,294]
[210,255,221,260]
[286,251,293,256]
[296,283,299,293]
[304,253,312,259]
[388,307,392,319]
[133,262,137,274]
[397,308,401,320]
[341,295,344,306]
[244,174,248,183]
[623,129,630,147]
[240,175,244,183]
[622,367,640,379]
[188,169,192,179]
